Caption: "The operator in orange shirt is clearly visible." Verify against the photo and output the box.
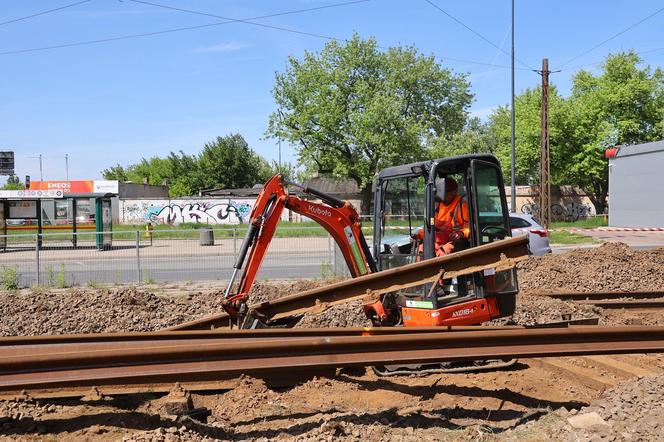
[414,177,470,256]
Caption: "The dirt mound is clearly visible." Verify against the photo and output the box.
[0,280,332,337]
[575,372,664,441]
[295,300,371,328]
[519,242,664,292]
[491,294,600,326]
[502,372,664,442]
[211,376,283,424]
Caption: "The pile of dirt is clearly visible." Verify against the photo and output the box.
[0,280,330,337]
[501,372,664,442]
[295,300,371,328]
[519,242,664,292]
[122,425,219,442]
[210,376,284,424]
[491,294,600,326]
[574,372,664,441]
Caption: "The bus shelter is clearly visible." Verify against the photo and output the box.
[0,189,113,250]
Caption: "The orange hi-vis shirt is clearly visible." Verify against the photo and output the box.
[417,195,470,244]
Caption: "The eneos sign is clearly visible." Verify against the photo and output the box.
[29,180,119,195]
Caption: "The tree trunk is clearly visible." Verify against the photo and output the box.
[584,180,608,215]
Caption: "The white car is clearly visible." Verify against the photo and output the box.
[509,213,552,256]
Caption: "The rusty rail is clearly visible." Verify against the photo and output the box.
[537,291,664,301]
[3,325,664,393]
[575,300,664,309]
[0,326,523,346]
[168,235,530,331]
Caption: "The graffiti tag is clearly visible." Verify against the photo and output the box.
[149,203,249,225]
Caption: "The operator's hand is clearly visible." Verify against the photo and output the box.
[409,233,419,241]
[435,219,451,230]
[449,230,464,243]
[442,242,455,254]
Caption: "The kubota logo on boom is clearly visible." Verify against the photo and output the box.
[451,307,475,318]
[308,205,332,217]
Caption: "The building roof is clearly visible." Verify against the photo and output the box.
[200,187,265,197]
[201,175,360,197]
[300,176,359,194]
[613,140,664,159]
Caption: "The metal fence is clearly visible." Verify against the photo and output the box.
[0,227,340,288]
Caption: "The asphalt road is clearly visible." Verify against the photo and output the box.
[13,253,330,287]
[7,231,664,287]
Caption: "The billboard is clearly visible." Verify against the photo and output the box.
[29,180,119,195]
[0,152,14,175]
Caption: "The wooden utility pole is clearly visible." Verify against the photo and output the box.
[539,58,551,228]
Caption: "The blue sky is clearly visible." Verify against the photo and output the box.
[1,0,662,182]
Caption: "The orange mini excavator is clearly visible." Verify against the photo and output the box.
[221,154,521,334]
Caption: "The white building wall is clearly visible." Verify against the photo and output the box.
[119,198,261,225]
[609,142,664,228]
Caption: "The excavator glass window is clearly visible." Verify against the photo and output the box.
[378,175,426,270]
[470,159,518,298]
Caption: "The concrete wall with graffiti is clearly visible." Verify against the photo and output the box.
[505,185,598,221]
[118,198,284,225]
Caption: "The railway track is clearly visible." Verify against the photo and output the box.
[538,290,664,309]
[3,326,664,398]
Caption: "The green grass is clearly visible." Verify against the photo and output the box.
[549,230,600,245]
[551,216,607,229]
[0,266,19,290]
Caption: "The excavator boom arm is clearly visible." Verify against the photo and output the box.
[222,175,376,318]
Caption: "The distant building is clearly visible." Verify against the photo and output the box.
[606,140,664,228]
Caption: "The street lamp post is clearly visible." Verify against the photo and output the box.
[51,154,69,181]
[27,154,43,181]
[510,0,516,213]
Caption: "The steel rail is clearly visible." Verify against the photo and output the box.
[0,326,525,360]
[2,326,664,391]
[168,236,530,331]
[0,326,521,346]
[575,300,664,309]
[536,291,664,301]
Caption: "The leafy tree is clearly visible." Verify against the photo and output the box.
[264,160,300,183]
[101,134,271,197]
[428,117,497,159]
[487,51,663,214]
[101,165,128,182]
[266,34,473,211]
[197,134,271,190]
[559,52,664,213]
[488,85,569,186]
[1,175,23,190]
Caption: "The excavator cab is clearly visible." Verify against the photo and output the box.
[367,154,519,326]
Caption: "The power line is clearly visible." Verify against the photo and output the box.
[0,0,368,56]
[129,0,367,24]
[0,0,93,27]
[128,0,369,42]
[137,0,537,73]
[423,0,535,70]
[0,0,519,73]
[560,46,664,72]
[558,5,664,68]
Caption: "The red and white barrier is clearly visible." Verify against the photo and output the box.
[593,227,664,232]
